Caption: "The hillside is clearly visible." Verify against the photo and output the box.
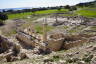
[76,0,96,7]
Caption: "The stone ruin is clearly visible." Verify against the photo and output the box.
[46,33,65,51]
[15,21,96,53]
[36,15,87,26]
[0,35,13,54]
[63,35,89,49]
[0,35,28,62]
[16,29,93,52]
[16,31,36,49]
[0,16,96,62]
[0,28,95,62]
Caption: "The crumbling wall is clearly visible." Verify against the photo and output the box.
[46,34,90,51]
[49,33,65,39]
[46,33,65,51]
[24,27,36,36]
[16,30,92,52]
[63,38,89,49]
[47,39,64,51]
[0,35,13,53]
[79,34,96,38]
[63,34,95,49]
[16,32,36,49]
[0,34,29,62]
[64,35,81,42]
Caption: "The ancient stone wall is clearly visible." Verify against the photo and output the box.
[16,32,35,49]
[46,34,90,51]
[16,30,92,52]
[63,38,89,49]
[0,35,13,53]
[46,33,65,51]
[47,38,64,51]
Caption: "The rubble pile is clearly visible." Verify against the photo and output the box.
[0,35,13,53]
[0,35,29,62]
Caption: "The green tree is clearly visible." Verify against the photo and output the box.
[0,19,4,25]
[57,7,61,11]
[71,6,77,10]
[0,13,8,25]
[0,13,8,21]
[65,5,71,9]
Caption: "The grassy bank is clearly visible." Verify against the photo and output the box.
[8,9,68,19]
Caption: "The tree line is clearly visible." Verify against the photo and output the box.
[0,5,77,14]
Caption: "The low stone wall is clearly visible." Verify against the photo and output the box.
[49,33,65,39]
[63,38,89,49]
[46,33,65,51]
[47,38,64,51]
[47,36,89,51]
[64,35,82,41]
[16,32,35,49]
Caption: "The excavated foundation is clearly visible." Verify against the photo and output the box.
[0,35,13,53]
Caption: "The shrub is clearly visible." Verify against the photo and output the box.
[0,19,4,25]
[0,13,8,21]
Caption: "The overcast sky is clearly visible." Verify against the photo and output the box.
[0,0,95,9]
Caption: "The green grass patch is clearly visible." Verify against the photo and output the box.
[36,9,68,14]
[8,9,68,19]
[34,24,54,34]
[52,55,60,61]
[69,29,77,33]
[76,8,96,18]
[63,26,69,29]
[8,12,32,19]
